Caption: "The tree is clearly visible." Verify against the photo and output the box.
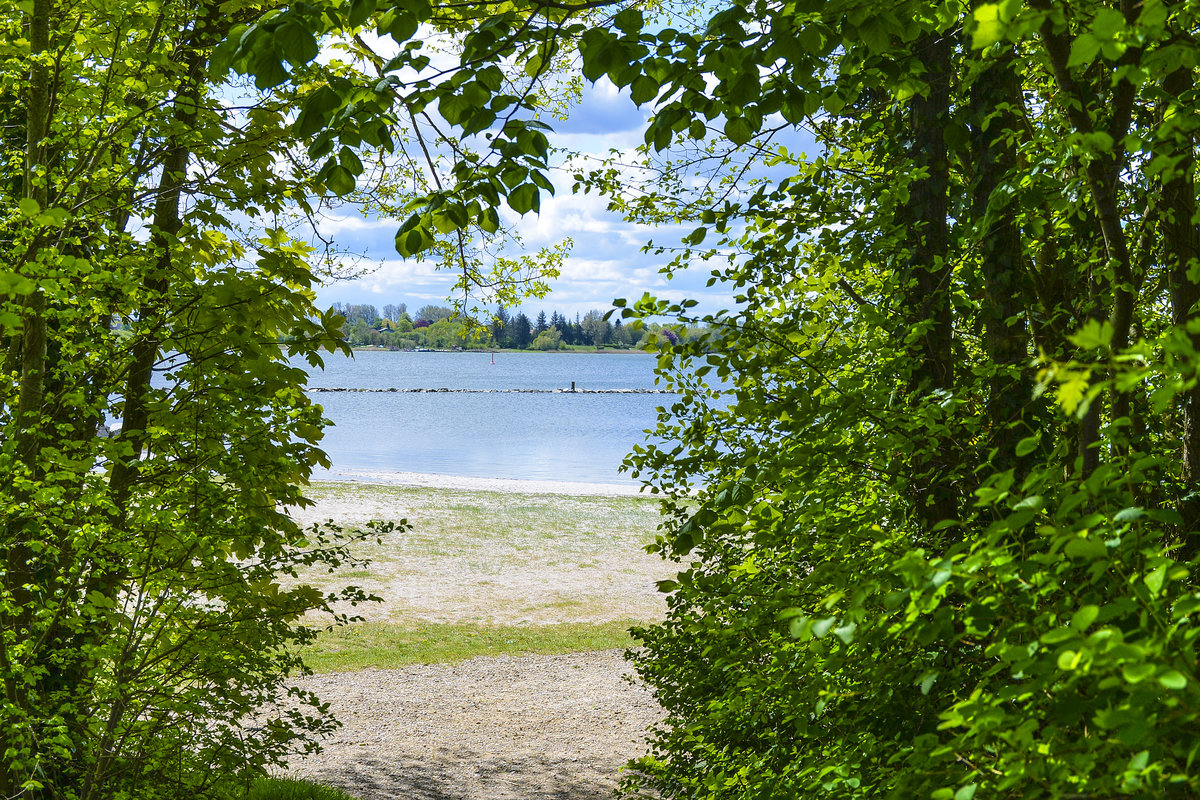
[599,3,1200,799]
[226,0,1200,797]
[415,305,454,325]
[535,310,549,335]
[611,317,633,347]
[0,0,399,796]
[511,311,533,349]
[580,309,611,347]
[531,326,562,350]
[492,304,512,347]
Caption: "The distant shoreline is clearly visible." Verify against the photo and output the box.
[345,346,649,355]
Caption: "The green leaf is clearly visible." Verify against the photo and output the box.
[1057,649,1081,670]
[971,4,1005,49]
[524,54,545,78]
[1069,318,1114,349]
[810,617,835,638]
[1114,506,1145,523]
[431,211,460,234]
[250,46,289,90]
[395,224,432,257]
[1071,605,1099,631]
[724,116,753,145]
[1138,0,1168,29]
[630,75,659,105]
[1122,663,1155,684]
[1041,627,1076,644]
[1144,565,1166,595]
[339,146,363,176]
[323,164,356,196]
[507,183,539,214]
[18,198,40,218]
[0,271,36,295]
[35,207,69,227]
[1159,670,1188,690]
[1092,7,1126,40]
[1015,433,1040,456]
[580,29,618,83]
[383,9,419,41]
[1065,537,1107,560]
[349,0,377,29]
[440,94,470,125]
[479,207,500,234]
[955,784,978,800]
[275,21,318,66]
[1068,33,1102,68]
[613,8,643,33]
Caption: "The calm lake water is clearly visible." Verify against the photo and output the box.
[298,351,671,485]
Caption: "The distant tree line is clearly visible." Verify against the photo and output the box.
[324,302,711,351]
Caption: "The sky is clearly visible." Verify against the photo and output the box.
[304,28,821,323]
[307,76,759,321]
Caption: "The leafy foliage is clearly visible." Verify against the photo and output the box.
[0,0,401,796]
[600,2,1200,799]
[17,0,1200,796]
[224,0,1200,797]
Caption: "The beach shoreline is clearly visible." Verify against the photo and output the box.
[309,469,648,497]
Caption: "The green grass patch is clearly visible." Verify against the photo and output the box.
[242,777,357,800]
[299,620,635,673]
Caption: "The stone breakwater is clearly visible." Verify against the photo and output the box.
[306,387,675,394]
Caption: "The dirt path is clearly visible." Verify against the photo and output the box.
[287,651,660,800]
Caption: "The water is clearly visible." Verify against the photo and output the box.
[299,351,670,485]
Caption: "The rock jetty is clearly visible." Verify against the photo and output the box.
[305,387,674,394]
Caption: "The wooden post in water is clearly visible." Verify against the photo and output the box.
[571,381,576,392]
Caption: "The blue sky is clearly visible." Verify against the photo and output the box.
[311,78,697,320]
[310,69,818,321]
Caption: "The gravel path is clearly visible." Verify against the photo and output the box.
[284,477,670,799]
[287,650,660,800]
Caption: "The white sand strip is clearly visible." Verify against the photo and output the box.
[311,468,648,497]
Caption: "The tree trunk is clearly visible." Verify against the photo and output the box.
[1,0,53,794]
[969,47,1032,473]
[906,30,957,526]
[1161,66,1200,546]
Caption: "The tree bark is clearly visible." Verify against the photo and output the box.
[969,47,1032,473]
[1161,66,1200,545]
[2,2,54,794]
[1037,4,1139,473]
[906,29,957,525]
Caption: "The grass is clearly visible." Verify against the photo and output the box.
[304,483,665,571]
[287,482,671,624]
[242,777,357,800]
[298,619,636,673]
[304,481,664,552]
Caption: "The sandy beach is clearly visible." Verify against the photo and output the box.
[289,476,673,626]
[284,474,670,798]
[311,469,649,497]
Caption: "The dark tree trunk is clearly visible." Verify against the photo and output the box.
[969,47,1032,473]
[906,29,957,525]
[1161,66,1200,547]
